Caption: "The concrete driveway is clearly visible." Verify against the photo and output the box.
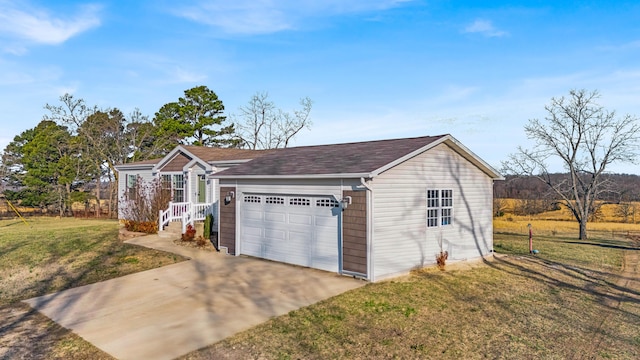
[24,234,364,360]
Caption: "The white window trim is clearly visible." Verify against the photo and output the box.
[126,174,137,200]
[161,173,186,203]
[427,189,454,228]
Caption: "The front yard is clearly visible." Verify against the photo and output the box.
[1,217,639,359]
[182,232,639,359]
[0,217,185,359]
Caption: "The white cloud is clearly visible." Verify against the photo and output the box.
[0,1,101,47]
[118,52,210,84]
[172,67,208,83]
[463,19,508,38]
[171,0,413,35]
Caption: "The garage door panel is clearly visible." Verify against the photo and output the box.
[241,241,262,257]
[264,246,287,262]
[315,215,336,228]
[243,226,262,237]
[289,213,312,225]
[265,228,286,241]
[264,211,286,223]
[243,209,263,220]
[240,193,339,273]
[288,231,312,265]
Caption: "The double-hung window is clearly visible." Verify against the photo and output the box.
[126,174,137,200]
[427,189,453,227]
[161,174,185,202]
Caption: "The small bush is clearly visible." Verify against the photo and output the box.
[123,220,158,234]
[182,224,196,241]
[436,250,448,271]
[203,214,213,239]
[119,177,171,233]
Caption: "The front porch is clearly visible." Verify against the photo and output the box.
[159,201,218,235]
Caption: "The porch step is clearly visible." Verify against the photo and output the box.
[163,221,183,235]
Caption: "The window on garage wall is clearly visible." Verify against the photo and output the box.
[265,196,284,204]
[427,189,453,227]
[244,195,261,203]
[289,197,311,206]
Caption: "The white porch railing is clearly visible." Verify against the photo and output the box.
[158,201,218,233]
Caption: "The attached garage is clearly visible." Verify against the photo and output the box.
[239,193,340,272]
[214,134,503,282]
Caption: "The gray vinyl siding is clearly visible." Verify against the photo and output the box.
[116,169,156,219]
[188,164,206,203]
[371,143,494,280]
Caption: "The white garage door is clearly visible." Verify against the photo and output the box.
[240,193,340,272]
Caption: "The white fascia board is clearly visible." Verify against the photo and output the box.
[114,163,156,172]
[207,159,253,167]
[370,134,504,180]
[183,158,212,172]
[444,136,505,180]
[212,173,371,180]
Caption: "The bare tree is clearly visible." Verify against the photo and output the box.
[45,94,162,218]
[615,202,636,223]
[493,197,507,217]
[503,89,640,239]
[234,92,312,149]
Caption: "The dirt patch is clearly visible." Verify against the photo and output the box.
[118,227,149,241]
[0,303,113,360]
[580,250,640,359]
[172,237,217,252]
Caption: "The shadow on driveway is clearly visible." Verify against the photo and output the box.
[24,234,364,360]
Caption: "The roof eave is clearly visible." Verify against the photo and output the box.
[212,173,372,180]
[114,163,157,171]
[444,136,504,180]
[207,159,254,166]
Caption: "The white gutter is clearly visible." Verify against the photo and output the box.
[212,172,372,180]
[360,177,374,282]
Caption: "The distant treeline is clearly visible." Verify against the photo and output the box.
[494,173,640,202]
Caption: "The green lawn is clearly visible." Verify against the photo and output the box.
[181,232,640,360]
[0,217,186,359]
[1,218,638,359]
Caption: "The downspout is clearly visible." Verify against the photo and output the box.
[234,180,239,256]
[361,177,374,281]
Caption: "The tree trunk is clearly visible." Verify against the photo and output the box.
[579,219,588,240]
[95,176,101,218]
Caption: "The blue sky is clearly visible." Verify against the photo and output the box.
[1,0,640,173]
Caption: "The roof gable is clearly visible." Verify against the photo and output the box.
[115,146,274,172]
[213,135,502,180]
[214,135,445,177]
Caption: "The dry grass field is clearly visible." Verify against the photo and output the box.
[495,198,640,239]
[2,212,639,359]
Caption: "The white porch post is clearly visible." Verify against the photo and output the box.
[185,170,192,204]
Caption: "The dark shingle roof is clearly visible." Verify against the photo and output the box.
[215,135,447,177]
[181,146,275,162]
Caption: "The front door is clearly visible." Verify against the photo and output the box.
[197,175,206,203]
